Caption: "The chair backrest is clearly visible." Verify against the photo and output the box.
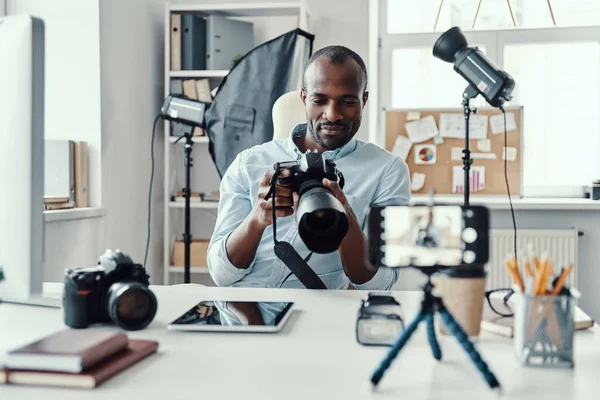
[272,90,305,140]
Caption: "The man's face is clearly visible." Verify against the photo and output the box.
[301,57,368,151]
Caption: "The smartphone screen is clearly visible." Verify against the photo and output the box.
[383,206,463,267]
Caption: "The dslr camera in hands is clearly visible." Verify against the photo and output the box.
[273,150,348,253]
[63,250,158,331]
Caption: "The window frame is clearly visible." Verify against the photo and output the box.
[374,0,600,197]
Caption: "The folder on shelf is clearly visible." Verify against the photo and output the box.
[73,141,89,208]
[170,13,182,71]
[182,14,206,70]
[170,79,183,96]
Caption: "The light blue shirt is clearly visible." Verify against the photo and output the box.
[207,124,411,290]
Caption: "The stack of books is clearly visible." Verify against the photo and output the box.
[43,196,75,211]
[0,329,158,388]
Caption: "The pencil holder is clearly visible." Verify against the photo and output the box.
[513,293,577,368]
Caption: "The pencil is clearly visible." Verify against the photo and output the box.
[552,264,573,295]
[524,261,534,278]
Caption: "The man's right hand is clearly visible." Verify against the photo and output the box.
[251,169,299,229]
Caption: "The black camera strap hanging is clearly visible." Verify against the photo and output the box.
[265,165,327,290]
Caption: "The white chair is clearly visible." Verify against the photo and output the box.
[272,90,305,140]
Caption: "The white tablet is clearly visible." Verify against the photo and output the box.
[167,300,295,333]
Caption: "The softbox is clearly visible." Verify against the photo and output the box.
[204,28,314,178]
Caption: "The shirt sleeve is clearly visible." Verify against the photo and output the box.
[372,157,411,207]
[207,152,255,287]
[354,157,410,291]
[353,267,399,291]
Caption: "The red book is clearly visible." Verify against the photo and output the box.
[5,329,128,373]
[1,340,158,389]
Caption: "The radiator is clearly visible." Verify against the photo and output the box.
[486,229,579,291]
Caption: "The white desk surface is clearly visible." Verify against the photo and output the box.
[1,285,599,400]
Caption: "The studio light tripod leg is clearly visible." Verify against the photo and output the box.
[438,307,500,389]
[425,313,442,360]
[371,309,426,387]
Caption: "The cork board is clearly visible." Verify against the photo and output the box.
[385,107,522,196]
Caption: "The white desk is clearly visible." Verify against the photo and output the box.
[1,286,599,400]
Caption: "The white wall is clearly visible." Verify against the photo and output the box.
[7,0,102,207]
[99,0,165,282]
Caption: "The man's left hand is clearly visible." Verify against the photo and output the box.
[322,178,357,222]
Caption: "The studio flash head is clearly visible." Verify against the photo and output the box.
[433,26,515,107]
[160,95,209,128]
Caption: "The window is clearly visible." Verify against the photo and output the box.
[379,0,600,196]
[504,42,600,186]
[391,46,487,109]
[386,0,600,34]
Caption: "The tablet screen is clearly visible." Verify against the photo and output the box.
[170,301,294,328]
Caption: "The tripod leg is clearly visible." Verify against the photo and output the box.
[425,313,442,360]
[371,309,426,387]
[438,307,500,389]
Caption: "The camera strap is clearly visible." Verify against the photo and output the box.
[265,167,327,290]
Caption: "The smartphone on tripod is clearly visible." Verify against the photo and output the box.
[368,204,490,269]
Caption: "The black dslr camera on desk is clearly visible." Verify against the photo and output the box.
[265,150,348,290]
[63,250,158,331]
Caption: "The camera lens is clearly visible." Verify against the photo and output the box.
[106,282,158,331]
[305,209,337,231]
[296,187,349,253]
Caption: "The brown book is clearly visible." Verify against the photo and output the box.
[43,196,69,204]
[6,329,128,373]
[44,201,75,211]
[1,340,158,389]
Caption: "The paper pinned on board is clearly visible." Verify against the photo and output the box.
[405,115,439,143]
[414,144,437,165]
[490,112,517,134]
[471,153,497,160]
[433,134,444,145]
[439,113,488,140]
[411,172,426,192]
[407,111,421,121]
[503,146,518,161]
[391,135,413,161]
[451,147,463,161]
[452,165,485,193]
[477,139,491,152]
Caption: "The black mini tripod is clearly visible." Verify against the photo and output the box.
[370,267,500,390]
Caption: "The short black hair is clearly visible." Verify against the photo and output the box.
[302,45,368,93]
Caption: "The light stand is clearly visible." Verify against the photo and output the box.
[370,267,500,390]
[174,124,194,284]
[462,84,479,207]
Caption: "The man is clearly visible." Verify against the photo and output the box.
[207,45,410,290]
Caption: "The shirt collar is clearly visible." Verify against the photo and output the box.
[285,123,358,161]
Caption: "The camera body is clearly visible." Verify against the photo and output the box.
[276,150,345,194]
[274,150,349,254]
[63,250,158,331]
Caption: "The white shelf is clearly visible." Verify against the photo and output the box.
[169,201,218,209]
[169,70,229,78]
[168,266,210,274]
[169,136,209,143]
[169,2,302,17]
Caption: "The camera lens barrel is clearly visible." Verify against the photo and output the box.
[106,282,158,331]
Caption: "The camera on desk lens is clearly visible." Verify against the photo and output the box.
[275,150,348,253]
[63,250,158,331]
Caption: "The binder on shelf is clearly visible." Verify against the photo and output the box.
[170,13,182,71]
[182,14,206,70]
[44,140,74,201]
[206,15,254,70]
[170,79,183,96]
[73,141,88,208]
